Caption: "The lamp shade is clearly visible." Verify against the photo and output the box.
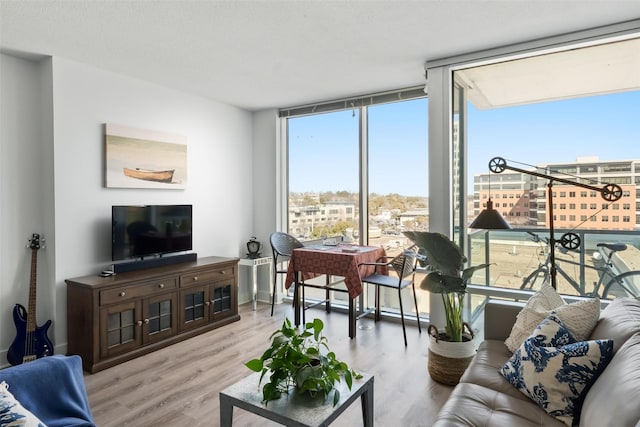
[469,199,511,230]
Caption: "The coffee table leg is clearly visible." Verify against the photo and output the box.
[361,380,374,426]
[220,394,233,427]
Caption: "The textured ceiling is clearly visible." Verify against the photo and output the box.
[1,1,640,111]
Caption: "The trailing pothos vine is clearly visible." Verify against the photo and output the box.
[245,318,361,406]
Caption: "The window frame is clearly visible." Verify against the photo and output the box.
[424,19,640,318]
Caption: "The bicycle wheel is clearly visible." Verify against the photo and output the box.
[602,271,640,299]
[521,266,550,291]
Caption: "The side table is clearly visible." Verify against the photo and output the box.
[238,256,273,310]
[219,371,374,426]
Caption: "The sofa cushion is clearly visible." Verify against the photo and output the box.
[0,381,47,427]
[589,297,640,353]
[500,315,613,427]
[433,382,566,427]
[580,332,640,427]
[505,285,600,352]
[484,300,524,341]
[460,340,530,402]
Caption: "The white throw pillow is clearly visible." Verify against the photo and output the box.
[505,284,600,353]
[0,381,47,427]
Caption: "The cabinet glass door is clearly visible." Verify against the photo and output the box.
[211,281,235,321]
[143,292,177,344]
[100,301,141,358]
[180,285,210,331]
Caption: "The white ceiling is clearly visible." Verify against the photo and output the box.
[1,1,640,111]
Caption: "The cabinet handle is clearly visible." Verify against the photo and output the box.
[137,320,143,326]
[158,283,165,289]
[119,291,126,297]
[205,301,210,306]
[219,271,226,275]
[144,319,150,324]
[192,276,198,281]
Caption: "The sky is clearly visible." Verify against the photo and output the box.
[288,98,428,196]
[468,91,640,187]
[288,91,640,197]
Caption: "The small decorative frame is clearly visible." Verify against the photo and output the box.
[104,123,187,189]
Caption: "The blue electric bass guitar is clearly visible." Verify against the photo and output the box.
[7,234,53,365]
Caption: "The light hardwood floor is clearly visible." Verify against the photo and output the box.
[84,302,453,426]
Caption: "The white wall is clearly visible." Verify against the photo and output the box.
[0,54,54,362]
[0,53,256,361]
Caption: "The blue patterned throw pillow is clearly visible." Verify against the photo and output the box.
[500,314,613,427]
[0,381,47,427]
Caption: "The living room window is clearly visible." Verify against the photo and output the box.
[280,89,428,319]
[447,33,640,314]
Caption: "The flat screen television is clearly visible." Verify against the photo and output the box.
[112,205,193,261]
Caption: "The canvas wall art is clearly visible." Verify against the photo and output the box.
[105,124,187,189]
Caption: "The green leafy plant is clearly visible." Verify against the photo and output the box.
[245,318,361,406]
[403,231,491,342]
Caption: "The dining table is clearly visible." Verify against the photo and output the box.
[284,244,388,339]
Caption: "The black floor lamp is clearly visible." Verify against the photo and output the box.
[470,156,623,290]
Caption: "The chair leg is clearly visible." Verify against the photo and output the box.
[398,288,407,346]
[412,283,421,334]
[271,269,278,317]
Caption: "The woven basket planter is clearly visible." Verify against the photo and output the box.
[427,323,476,386]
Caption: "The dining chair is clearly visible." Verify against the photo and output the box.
[269,232,304,316]
[358,247,422,346]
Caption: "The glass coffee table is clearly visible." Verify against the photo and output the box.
[219,371,374,426]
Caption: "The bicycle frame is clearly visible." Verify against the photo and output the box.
[521,233,619,297]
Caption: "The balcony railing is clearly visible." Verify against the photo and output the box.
[465,227,640,321]
[467,228,639,289]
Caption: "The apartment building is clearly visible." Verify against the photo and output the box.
[289,200,356,238]
[473,157,640,230]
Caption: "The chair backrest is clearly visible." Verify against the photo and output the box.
[269,232,304,262]
[390,247,418,280]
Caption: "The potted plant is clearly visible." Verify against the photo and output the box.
[403,231,491,385]
[245,318,361,406]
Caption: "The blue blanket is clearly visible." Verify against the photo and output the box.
[0,355,95,427]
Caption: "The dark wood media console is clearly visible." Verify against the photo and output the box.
[66,256,240,373]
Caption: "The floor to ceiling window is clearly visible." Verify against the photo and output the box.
[287,109,360,241]
[282,90,429,318]
[367,98,429,316]
[450,36,640,311]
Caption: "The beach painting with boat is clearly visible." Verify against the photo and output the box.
[105,124,187,189]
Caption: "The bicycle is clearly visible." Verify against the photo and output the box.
[520,231,640,299]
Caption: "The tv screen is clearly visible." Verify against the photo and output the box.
[112,205,193,261]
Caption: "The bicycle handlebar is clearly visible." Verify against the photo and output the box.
[527,231,551,245]
[527,231,541,243]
